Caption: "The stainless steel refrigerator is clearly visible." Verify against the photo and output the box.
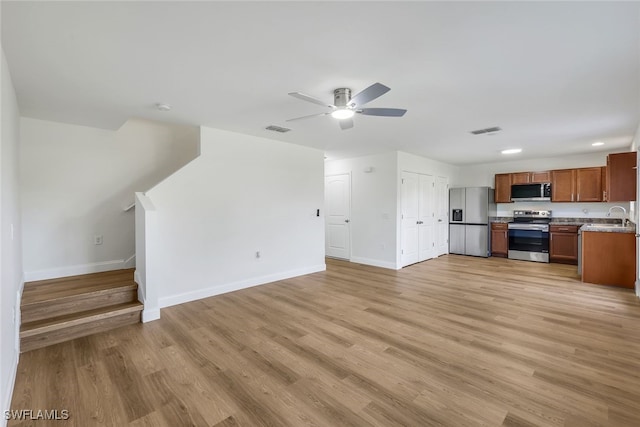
[449,187,494,257]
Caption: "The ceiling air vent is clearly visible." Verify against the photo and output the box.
[265,125,291,133]
[470,126,502,135]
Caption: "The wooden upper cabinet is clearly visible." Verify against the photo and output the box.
[530,171,551,183]
[511,172,530,184]
[511,171,550,184]
[551,169,576,202]
[602,166,608,201]
[551,168,603,202]
[607,151,637,202]
[576,167,603,202]
[494,173,512,203]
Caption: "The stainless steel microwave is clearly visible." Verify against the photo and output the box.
[511,183,551,202]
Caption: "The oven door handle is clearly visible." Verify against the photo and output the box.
[508,225,549,231]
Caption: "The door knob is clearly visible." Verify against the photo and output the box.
[345,219,350,223]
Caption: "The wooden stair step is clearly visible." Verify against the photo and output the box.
[21,269,139,323]
[21,283,138,324]
[20,302,143,353]
[22,269,135,305]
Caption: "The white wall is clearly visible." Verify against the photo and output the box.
[398,151,460,185]
[630,122,640,297]
[20,117,199,280]
[134,192,159,322]
[325,151,457,269]
[145,126,325,309]
[1,49,23,423]
[456,150,631,218]
[325,152,399,269]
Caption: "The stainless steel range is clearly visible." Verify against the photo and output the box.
[508,210,551,263]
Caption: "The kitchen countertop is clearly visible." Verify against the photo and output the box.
[490,217,633,229]
[579,223,636,233]
[490,217,513,223]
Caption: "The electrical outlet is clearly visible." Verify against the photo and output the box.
[94,235,103,245]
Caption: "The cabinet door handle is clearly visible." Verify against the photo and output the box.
[571,194,574,202]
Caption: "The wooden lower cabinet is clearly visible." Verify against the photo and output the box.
[491,223,508,257]
[549,225,578,265]
[582,231,636,288]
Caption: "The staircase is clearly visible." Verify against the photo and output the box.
[20,269,143,352]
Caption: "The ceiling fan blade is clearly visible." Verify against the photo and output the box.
[347,83,390,108]
[357,108,407,117]
[286,112,331,122]
[339,118,354,130]
[288,92,336,109]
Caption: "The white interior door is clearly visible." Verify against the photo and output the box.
[325,174,351,259]
[401,172,419,266]
[436,176,449,255]
[419,174,436,262]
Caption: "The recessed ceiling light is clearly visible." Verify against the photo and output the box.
[501,148,522,154]
[156,103,171,112]
[331,109,355,120]
[592,141,604,146]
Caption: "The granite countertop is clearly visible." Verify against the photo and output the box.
[551,218,623,226]
[579,223,636,233]
[490,217,513,223]
[490,217,636,233]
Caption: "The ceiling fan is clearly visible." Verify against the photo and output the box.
[286,82,407,130]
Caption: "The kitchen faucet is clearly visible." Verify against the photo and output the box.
[607,205,628,226]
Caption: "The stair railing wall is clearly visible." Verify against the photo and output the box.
[134,192,160,322]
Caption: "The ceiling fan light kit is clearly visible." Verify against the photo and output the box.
[287,82,407,130]
[331,109,355,120]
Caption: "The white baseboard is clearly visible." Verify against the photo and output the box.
[133,270,142,286]
[15,278,23,352]
[3,276,24,423]
[24,259,132,282]
[142,308,161,323]
[134,270,145,303]
[158,264,326,309]
[124,254,136,269]
[133,270,159,322]
[350,256,399,270]
[2,349,19,425]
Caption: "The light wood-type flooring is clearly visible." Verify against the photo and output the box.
[9,256,640,426]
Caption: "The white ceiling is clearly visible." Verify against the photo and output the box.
[2,1,639,165]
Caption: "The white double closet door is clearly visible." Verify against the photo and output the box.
[401,171,437,267]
